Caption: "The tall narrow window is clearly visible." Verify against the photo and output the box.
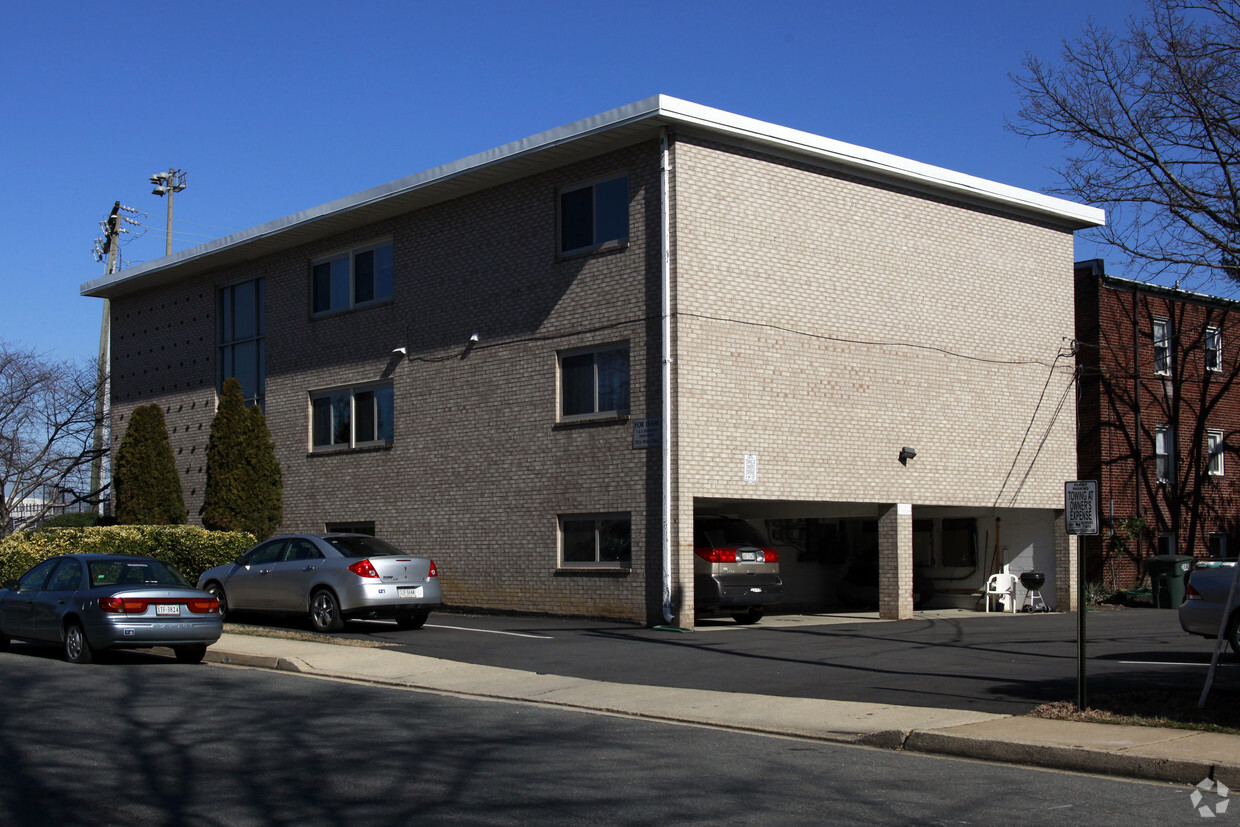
[1156,425,1174,483]
[1206,325,1222,372]
[1153,317,1171,375]
[559,344,630,421]
[219,277,265,408]
[1208,429,1225,476]
[559,174,629,255]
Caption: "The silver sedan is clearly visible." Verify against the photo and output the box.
[196,533,442,633]
[0,553,223,664]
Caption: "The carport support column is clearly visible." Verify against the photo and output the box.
[1054,511,1078,613]
[878,503,913,620]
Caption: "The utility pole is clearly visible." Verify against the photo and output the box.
[89,202,123,515]
[150,169,187,255]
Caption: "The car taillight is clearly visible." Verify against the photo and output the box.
[186,597,220,614]
[1185,583,1203,600]
[100,597,149,614]
[348,559,379,578]
[428,560,438,578]
[694,547,779,563]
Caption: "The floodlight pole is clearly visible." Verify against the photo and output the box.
[150,168,187,256]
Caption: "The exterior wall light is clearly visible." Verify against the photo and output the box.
[899,447,917,465]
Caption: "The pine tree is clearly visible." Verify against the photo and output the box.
[201,377,283,539]
[245,402,283,539]
[114,403,186,525]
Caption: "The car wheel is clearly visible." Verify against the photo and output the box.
[309,589,344,633]
[395,611,430,630]
[174,644,208,664]
[64,621,93,664]
[732,608,764,625]
[205,582,229,622]
[1227,611,1240,657]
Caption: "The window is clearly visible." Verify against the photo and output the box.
[1208,429,1225,476]
[219,277,265,408]
[1210,532,1229,558]
[940,518,978,567]
[325,521,375,536]
[559,344,630,421]
[311,384,394,450]
[1206,325,1222,372]
[46,559,83,591]
[559,174,629,255]
[560,514,631,567]
[1156,425,1174,482]
[1153,317,1171,375]
[312,242,394,315]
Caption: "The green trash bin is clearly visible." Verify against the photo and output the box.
[1146,554,1195,608]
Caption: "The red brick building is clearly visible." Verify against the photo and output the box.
[1075,260,1240,589]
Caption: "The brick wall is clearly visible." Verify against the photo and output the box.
[110,142,664,622]
[671,136,1079,511]
[1076,267,1240,587]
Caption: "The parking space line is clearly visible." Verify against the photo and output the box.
[1117,660,1229,667]
[428,624,554,639]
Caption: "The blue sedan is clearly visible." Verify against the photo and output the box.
[0,553,222,664]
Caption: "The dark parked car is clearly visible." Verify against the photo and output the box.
[0,554,222,664]
[694,516,783,624]
[197,533,442,633]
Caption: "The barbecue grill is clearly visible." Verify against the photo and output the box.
[1019,570,1049,612]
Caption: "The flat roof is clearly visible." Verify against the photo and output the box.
[83,95,1106,299]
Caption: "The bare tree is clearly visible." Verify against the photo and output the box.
[1011,0,1240,288]
[0,342,106,536]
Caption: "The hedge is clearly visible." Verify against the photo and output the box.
[0,525,255,585]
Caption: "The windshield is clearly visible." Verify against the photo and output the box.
[88,559,191,588]
[325,535,406,558]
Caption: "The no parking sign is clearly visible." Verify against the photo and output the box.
[1064,480,1099,536]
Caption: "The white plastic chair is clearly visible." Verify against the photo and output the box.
[984,573,1017,613]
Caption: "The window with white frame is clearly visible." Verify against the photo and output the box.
[1156,424,1174,482]
[559,174,629,255]
[559,343,630,421]
[310,384,394,450]
[1153,317,1171,375]
[1208,429,1225,476]
[1206,325,1222,372]
[559,514,631,567]
[311,241,394,315]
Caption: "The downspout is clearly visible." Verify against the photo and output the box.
[660,127,675,624]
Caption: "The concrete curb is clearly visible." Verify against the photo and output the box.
[202,640,1240,787]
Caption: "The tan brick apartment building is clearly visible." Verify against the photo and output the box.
[82,97,1104,626]
[1075,260,1240,589]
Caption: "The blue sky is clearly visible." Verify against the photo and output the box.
[3,0,1148,362]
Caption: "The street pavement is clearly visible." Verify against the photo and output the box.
[199,607,1240,788]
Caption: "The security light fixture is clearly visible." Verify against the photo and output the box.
[899,447,917,465]
[392,347,407,356]
[469,333,479,343]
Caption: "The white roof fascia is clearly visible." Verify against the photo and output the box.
[654,95,1106,229]
[82,94,1104,297]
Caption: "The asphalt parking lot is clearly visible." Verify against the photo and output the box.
[288,605,1240,716]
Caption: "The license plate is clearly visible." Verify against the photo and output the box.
[156,604,180,616]
[398,586,423,599]
[740,551,757,562]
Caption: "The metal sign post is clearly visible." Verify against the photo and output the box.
[1065,481,1100,710]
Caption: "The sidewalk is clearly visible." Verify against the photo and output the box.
[203,632,1240,787]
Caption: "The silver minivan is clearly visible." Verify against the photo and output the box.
[694,516,783,624]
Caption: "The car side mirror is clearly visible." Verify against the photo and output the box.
[233,557,247,566]
[1,580,16,590]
